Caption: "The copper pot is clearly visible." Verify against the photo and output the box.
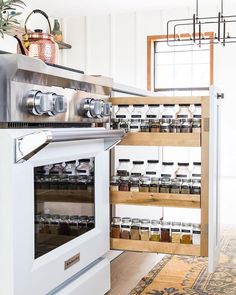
[15,9,58,64]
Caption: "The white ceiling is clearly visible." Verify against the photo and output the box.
[24,0,232,17]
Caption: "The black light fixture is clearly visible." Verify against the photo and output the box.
[167,0,236,47]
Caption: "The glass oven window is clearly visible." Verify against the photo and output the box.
[34,157,95,258]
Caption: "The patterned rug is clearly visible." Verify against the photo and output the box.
[129,231,236,295]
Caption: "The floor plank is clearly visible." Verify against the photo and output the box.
[108,252,165,295]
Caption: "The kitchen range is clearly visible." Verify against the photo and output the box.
[0,54,124,295]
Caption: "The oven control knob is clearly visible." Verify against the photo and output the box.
[47,93,67,116]
[103,102,112,117]
[78,98,107,118]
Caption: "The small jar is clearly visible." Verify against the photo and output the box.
[181,223,192,244]
[119,119,130,133]
[181,119,192,133]
[111,217,121,238]
[150,177,160,193]
[116,159,131,176]
[87,216,95,230]
[181,179,191,194]
[170,119,181,133]
[160,178,171,193]
[146,104,161,120]
[177,104,192,120]
[171,222,181,243]
[160,118,171,133]
[140,176,150,192]
[176,162,190,179]
[120,217,131,239]
[40,214,51,234]
[140,119,150,132]
[191,162,201,180]
[119,176,130,191]
[170,178,181,194]
[131,161,145,177]
[130,120,140,133]
[192,104,202,119]
[191,179,201,194]
[110,175,120,192]
[115,105,131,120]
[131,104,145,120]
[161,221,171,242]
[76,159,93,176]
[130,218,141,240]
[192,223,201,245]
[63,160,77,176]
[69,215,79,236]
[145,160,160,178]
[50,214,60,235]
[130,176,140,192]
[192,118,201,133]
[150,219,161,241]
[161,162,175,179]
[162,104,176,120]
[149,119,160,133]
[140,219,150,241]
[77,175,87,190]
[112,118,120,130]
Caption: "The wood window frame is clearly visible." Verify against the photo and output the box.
[147,33,214,91]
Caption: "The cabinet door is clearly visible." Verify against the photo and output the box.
[208,87,221,272]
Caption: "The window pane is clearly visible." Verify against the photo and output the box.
[192,64,210,87]
[174,65,192,88]
[155,65,174,88]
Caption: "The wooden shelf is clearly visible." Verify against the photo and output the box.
[110,191,200,208]
[36,189,94,203]
[110,238,201,256]
[119,132,201,147]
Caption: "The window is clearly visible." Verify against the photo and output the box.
[147,34,214,95]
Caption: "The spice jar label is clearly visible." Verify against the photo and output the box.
[116,115,126,118]
[131,115,142,118]
[121,225,130,229]
[182,229,191,233]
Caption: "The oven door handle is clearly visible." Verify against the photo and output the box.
[15,128,125,163]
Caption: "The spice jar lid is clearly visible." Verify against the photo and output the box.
[130,176,140,182]
[192,223,201,229]
[118,104,129,107]
[193,162,201,166]
[140,176,150,182]
[141,219,150,224]
[122,217,131,222]
[192,179,201,183]
[179,104,190,107]
[151,177,160,182]
[112,217,121,223]
[119,159,130,162]
[120,176,130,181]
[151,219,161,225]
[172,221,181,226]
[194,104,201,106]
[163,104,175,107]
[162,162,174,165]
[111,175,120,181]
[132,218,141,223]
[147,160,159,163]
[148,104,160,107]
[79,159,91,163]
[162,221,171,226]
[182,222,192,227]
[177,162,189,166]
[133,161,144,164]
[133,104,145,107]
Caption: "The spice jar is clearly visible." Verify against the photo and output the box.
[63,160,77,176]
[76,159,93,176]
[116,159,131,176]
[181,119,192,133]
[192,223,201,245]
[69,215,79,236]
[115,105,131,132]
[146,104,161,120]
[192,104,201,119]
[131,104,145,120]
[176,162,190,179]
[181,223,192,244]
[131,218,141,240]
[121,217,131,239]
[119,176,130,191]
[162,104,176,119]
[140,176,150,192]
[112,118,119,130]
[130,176,140,192]
[161,221,171,242]
[110,176,120,192]
[149,119,160,133]
[50,214,60,234]
[130,121,140,133]
[150,219,161,241]
[191,162,201,180]
[170,178,181,194]
[177,104,192,119]
[87,216,95,230]
[170,119,181,133]
[192,118,201,133]
[140,119,150,132]
[150,177,160,193]
[191,179,201,194]
[161,162,175,179]
[131,161,145,177]
[111,217,121,238]
[40,214,51,234]
[145,160,160,178]
[140,219,150,241]
[181,179,191,194]
[160,178,171,193]
[171,222,181,243]
[160,118,171,133]
[119,119,131,133]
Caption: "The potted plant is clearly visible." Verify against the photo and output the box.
[0,0,25,38]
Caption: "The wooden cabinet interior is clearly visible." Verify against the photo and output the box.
[109,96,209,257]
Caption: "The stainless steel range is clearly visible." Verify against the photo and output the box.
[0,54,124,295]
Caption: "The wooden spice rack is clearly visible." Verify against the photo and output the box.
[109,95,210,257]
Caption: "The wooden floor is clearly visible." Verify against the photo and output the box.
[108,252,165,295]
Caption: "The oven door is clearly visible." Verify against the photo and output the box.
[0,128,123,295]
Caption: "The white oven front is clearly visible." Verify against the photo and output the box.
[0,128,123,295]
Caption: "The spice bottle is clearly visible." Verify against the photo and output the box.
[140,219,150,241]
[161,104,176,133]
[130,176,140,192]
[192,104,201,119]
[191,162,201,180]
[110,175,120,192]
[145,160,160,178]
[119,176,130,191]
[192,223,201,245]
[140,176,150,192]
[192,104,201,133]
[114,105,131,132]
[140,119,150,132]
[150,177,160,193]
[116,159,131,176]
[146,105,161,132]
[130,218,141,240]
[181,179,191,194]
[63,160,77,176]
[170,178,181,194]
[131,161,145,177]
[177,104,192,119]
[192,118,201,133]
[191,179,201,194]
[181,223,192,244]
[87,216,95,230]
[175,162,190,179]
[161,221,171,242]
[120,217,131,239]
[161,162,175,179]
[170,119,181,133]
[130,105,145,132]
[171,222,181,243]
[160,178,171,193]
[111,217,121,238]
[150,219,161,241]
[76,159,93,176]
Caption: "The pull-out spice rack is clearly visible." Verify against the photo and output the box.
[109,95,210,258]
